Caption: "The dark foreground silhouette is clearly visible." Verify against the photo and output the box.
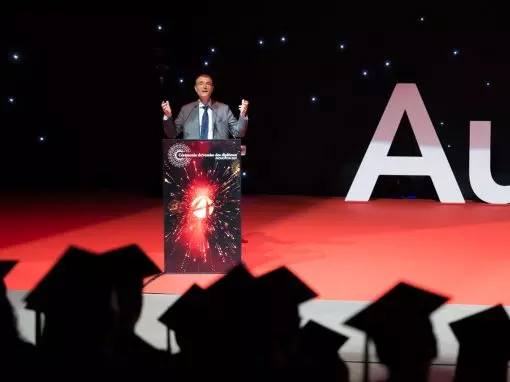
[0,244,508,381]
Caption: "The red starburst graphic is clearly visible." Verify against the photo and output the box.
[164,141,242,273]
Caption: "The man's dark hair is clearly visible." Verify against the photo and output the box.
[195,73,213,84]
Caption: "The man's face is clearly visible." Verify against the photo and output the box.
[195,76,214,98]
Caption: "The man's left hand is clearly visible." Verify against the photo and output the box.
[239,99,249,117]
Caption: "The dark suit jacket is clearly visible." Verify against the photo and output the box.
[163,99,248,139]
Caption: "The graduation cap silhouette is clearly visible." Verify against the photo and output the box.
[202,263,262,332]
[158,264,257,354]
[0,260,17,290]
[256,266,318,306]
[300,320,349,352]
[299,320,350,381]
[0,260,18,306]
[99,244,162,331]
[24,246,102,344]
[206,262,255,296]
[158,283,206,353]
[254,266,318,334]
[99,244,161,284]
[0,261,17,280]
[450,304,510,382]
[343,281,449,382]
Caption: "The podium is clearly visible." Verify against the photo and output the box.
[162,139,243,274]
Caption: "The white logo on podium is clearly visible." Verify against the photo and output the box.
[168,143,192,168]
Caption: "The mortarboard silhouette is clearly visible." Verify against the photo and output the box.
[203,263,259,334]
[0,260,17,301]
[206,262,255,297]
[300,320,349,351]
[158,283,206,354]
[244,266,320,375]
[256,266,318,306]
[24,246,99,313]
[343,281,449,382]
[0,259,37,375]
[0,259,19,315]
[203,262,260,325]
[99,244,169,375]
[158,284,205,333]
[255,266,318,341]
[205,264,290,376]
[158,283,213,378]
[450,304,510,382]
[99,244,161,283]
[0,260,17,281]
[24,246,112,347]
[296,320,350,382]
[99,244,161,328]
[23,246,120,377]
[159,264,255,344]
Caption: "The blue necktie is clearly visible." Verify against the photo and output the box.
[200,105,209,139]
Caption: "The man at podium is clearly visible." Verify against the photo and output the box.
[161,73,249,139]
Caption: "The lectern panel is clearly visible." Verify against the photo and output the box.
[163,139,242,273]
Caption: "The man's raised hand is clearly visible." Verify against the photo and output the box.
[239,99,249,117]
[161,101,172,117]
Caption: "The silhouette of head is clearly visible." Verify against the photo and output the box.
[344,282,449,382]
[450,304,510,382]
[0,261,19,343]
[297,320,350,382]
[255,266,318,351]
[24,246,116,355]
[99,244,160,331]
[158,283,206,356]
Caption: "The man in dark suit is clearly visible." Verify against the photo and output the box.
[161,73,249,139]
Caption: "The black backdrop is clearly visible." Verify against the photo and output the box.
[1,4,509,201]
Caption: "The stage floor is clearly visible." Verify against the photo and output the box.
[1,192,509,305]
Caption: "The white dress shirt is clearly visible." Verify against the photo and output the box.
[163,100,213,139]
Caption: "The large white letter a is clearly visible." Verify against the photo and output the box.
[345,83,465,203]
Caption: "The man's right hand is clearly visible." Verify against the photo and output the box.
[161,101,172,117]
